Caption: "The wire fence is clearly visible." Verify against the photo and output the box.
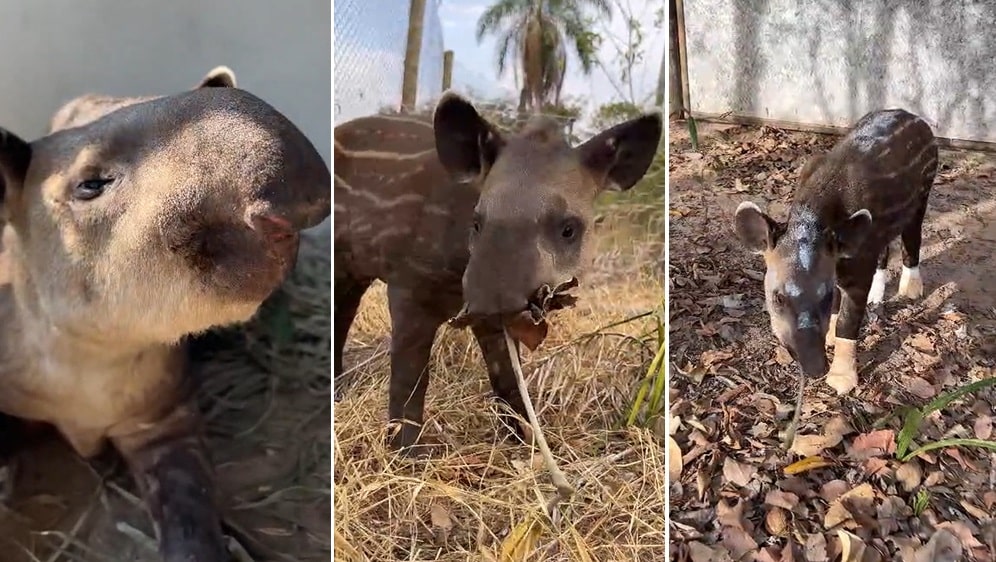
[334,0,445,124]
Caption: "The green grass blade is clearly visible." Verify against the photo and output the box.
[627,337,666,427]
[922,376,996,415]
[895,408,923,459]
[687,116,699,151]
[900,438,996,462]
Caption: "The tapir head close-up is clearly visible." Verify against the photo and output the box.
[432,92,662,320]
[0,86,331,345]
[734,200,873,377]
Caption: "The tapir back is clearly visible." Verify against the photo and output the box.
[795,109,937,243]
[334,114,477,285]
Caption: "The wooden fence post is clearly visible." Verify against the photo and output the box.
[401,0,427,112]
[442,50,454,91]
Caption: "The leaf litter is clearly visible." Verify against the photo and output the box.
[669,121,996,561]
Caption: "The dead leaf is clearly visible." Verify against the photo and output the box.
[505,315,549,352]
[766,507,790,537]
[896,460,923,492]
[924,471,944,486]
[908,332,935,353]
[848,430,896,460]
[936,521,986,550]
[701,349,735,369]
[430,502,454,542]
[775,346,793,366]
[669,436,683,483]
[498,516,542,562]
[820,480,850,504]
[913,528,963,562]
[722,457,756,487]
[837,530,866,562]
[721,527,758,559]
[765,489,800,510]
[717,499,750,533]
[790,416,849,456]
[824,483,875,529]
[974,415,993,440]
[906,376,937,399]
[804,532,829,562]
[688,541,732,562]
[862,457,890,477]
[784,456,832,475]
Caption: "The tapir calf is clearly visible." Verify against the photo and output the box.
[735,109,937,395]
[0,78,330,560]
[334,93,662,452]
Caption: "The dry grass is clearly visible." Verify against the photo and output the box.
[333,167,666,561]
[1,235,332,562]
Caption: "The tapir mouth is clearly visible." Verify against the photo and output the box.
[449,277,579,328]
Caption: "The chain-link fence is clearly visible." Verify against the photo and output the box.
[334,0,445,124]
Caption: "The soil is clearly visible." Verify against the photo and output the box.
[668,120,996,561]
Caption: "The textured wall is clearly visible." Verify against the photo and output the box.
[0,0,331,239]
[683,0,996,143]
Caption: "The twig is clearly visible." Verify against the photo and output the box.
[503,328,574,509]
[782,370,806,449]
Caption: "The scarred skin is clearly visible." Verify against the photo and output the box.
[0,70,330,561]
[334,92,662,452]
[734,109,937,395]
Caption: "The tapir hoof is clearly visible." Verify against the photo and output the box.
[825,338,858,395]
[898,266,923,299]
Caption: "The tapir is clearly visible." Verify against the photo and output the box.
[734,108,937,395]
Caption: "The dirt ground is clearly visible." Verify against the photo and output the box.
[333,157,665,561]
[0,236,331,562]
[668,120,996,561]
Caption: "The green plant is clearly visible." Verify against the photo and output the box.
[911,489,930,516]
[626,303,665,428]
[591,101,644,131]
[895,376,996,461]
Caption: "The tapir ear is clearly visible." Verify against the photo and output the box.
[831,209,873,258]
[196,65,237,89]
[577,112,663,191]
[734,201,783,254]
[432,91,505,183]
[0,128,31,207]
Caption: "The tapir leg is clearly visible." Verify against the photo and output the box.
[471,319,529,441]
[867,244,890,305]
[111,403,228,562]
[0,413,26,504]
[899,199,929,299]
[826,265,874,395]
[386,284,444,452]
[333,271,372,390]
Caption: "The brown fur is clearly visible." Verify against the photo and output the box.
[0,85,330,561]
[335,92,662,452]
[48,66,238,133]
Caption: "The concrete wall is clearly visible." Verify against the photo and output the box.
[0,0,331,239]
[683,0,996,144]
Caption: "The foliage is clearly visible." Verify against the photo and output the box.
[476,0,609,110]
[591,100,644,130]
[895,376,996,461]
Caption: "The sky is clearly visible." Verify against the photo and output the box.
[333,0,665,125]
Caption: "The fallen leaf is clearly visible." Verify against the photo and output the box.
[688,541,733,562]
[936,521,986,550]
[784,456,832,475]
[984,491,996,510]
[908,332,935,352]
[924,471,944,486]
[669,436,683,483]
[723,457,756,487]
[837,530,866,562]
[848,430,896,460]
[912,528,963,562]
[430,502,454,542]
[820,480,850,504]
[766,506,790,537]
[721,526,758,559]
[974,415,993,440]
[862,457,890,477]
[765,489,800,510]
[959,500,989,521]
[896,460,922,492]
[790,416,849,456]
[498,516,542,562]
[824,483,874,529]
[804,532,829,562]
[717,499,748,531]
[906,376,936,399]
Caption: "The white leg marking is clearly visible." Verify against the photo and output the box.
[825,338,858,395]
[898,266,923,299]
[867,268,888,305]
[825,313,838,347]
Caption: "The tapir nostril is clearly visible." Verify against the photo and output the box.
[249,213,296,244]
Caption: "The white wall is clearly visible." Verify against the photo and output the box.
[0,0,331,240]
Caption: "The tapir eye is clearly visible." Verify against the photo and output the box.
[471,212,483,234]
[560,217,583,241]
[772,292,788,309]
[73,178,113,201]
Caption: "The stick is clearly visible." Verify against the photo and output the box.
[782,370,806,449]
[503,328,574,506]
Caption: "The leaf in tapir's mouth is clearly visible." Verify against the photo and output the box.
[448,278,580,351]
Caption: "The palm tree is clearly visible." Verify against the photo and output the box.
[476,0,609,113]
